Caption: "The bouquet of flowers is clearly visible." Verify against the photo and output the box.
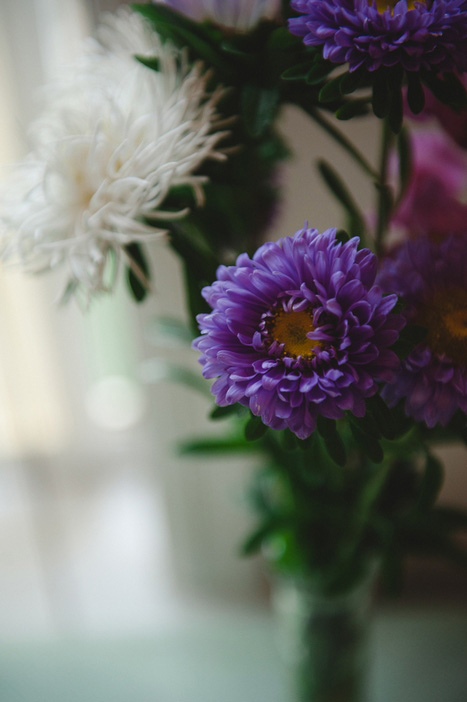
[1,1,467,699]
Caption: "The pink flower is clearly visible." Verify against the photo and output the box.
[391,130,467,238]
[405,75,467,149]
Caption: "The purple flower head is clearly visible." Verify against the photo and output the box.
[289,0,467,74]
[391,130,467,238]
[193,227,403,439]
[378,235,467,427]
[155,0,281,30]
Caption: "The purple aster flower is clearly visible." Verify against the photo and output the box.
[289,0,467,74]
[193,228,403,439]
[155,0,281,30]
[378,235,467,427]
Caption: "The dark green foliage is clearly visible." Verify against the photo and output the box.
[406,72,425,114]
[396,127,412,198]
[245,414,269,441]
[317,160,366,237]
[391,323,427,360]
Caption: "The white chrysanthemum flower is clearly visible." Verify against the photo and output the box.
[1,9,227,297]
[156,0,281,31]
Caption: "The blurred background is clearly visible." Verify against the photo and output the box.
[0,1,466,700]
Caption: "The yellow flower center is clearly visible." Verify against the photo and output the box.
[268,308,320,359]
[418,287,467,366]
[373,0,418,13]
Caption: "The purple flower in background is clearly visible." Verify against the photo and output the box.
[289,0,467,73]
[379,236,467,427]
[156,0,281,30]
[194,228,403,439]
[391,130,467,238]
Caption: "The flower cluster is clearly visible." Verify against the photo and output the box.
[156,0,281,30]
[0,9,226,297]
[289,0,467,74]
[194,228,403,439]
[379,235,467,427]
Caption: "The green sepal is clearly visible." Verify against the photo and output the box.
[349,421,384,463]
[335,229,350,245]
[210,404,243,420]
[316,417,347,467]
[335,99,371,120]
[318,74,345,103]
[388,87,403,134]
[372,73,390,118]
[305,60,335,86]
[339,69,366,95]
[391,323,427,360]
[406,72,425,115]
[366,395,397,441]
[281,61,314,81]
[245,414,268,441]
[125,242,151,303]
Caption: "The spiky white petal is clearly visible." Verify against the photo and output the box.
[0,9,227,297]
[157,0,281,31]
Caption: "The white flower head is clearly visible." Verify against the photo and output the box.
[1,9,227,298]
[156,0,281,31]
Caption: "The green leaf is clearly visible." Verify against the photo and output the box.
[406,72,425,115]
[179,436,257,455]
[245,414,268,441]
[281,61,313,81]
[317,160,366,235]
[125,242,151,302]
[134,55,160,71]
[319,74,345,102]
[140,359,212,397]
[366,395,397,441]
[241,518,281,555]
[267,26,300,51]
[241,84,279,137]
[335,229,350,245]
[335,99,371,120]
[340,70,366,95]
[418,454,444,510]
[210,404,242,420]
[350,422,384,463]
[316,417,347,467]
[388,87,403,134]
[372,73,390,118]
[305,61,335,86]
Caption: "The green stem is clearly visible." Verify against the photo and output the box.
[303,106,379,181]
[374,117,395,256]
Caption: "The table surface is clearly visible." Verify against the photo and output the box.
[0,606,466,702]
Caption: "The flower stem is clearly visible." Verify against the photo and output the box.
[374,118,395,256]
[304,107,379,181]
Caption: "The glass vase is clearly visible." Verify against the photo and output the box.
[272,569,376,702]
